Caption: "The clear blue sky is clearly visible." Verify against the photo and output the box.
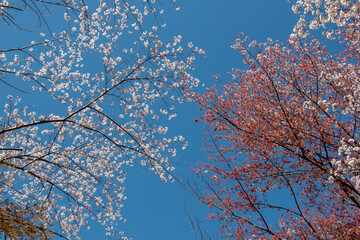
[111,1,298,239]
[0,1,299,239]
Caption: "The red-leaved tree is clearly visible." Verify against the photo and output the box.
[194,1,360,239]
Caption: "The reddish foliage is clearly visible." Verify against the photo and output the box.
[194,34,360,239]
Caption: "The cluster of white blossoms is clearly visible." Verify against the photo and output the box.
[290,0,360,41]
[332,138,360,190]
[0,0,202,238]
[290,0,360,195]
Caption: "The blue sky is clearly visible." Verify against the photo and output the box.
[112,1,298,239]
[0,1,300,239]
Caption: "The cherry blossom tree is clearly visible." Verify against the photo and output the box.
[291,0,360,42]
[0,0,203,239]
[193,1,360,239]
